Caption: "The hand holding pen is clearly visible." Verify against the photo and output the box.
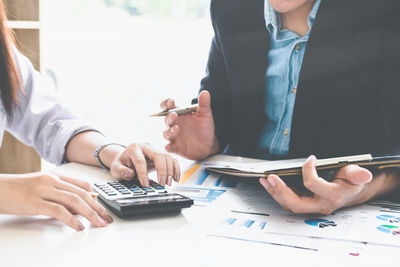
[155,91,220,160]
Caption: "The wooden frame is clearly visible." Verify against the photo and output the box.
[0,0,41,173]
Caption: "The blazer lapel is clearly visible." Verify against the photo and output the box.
[229,0,270,155]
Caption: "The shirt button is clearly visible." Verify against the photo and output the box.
[291,87,297,94]
[283,129,289,136]
[295,44,301,52]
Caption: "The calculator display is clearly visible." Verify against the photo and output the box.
[116,194,184,205]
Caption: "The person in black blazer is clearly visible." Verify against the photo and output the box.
[161,0,400,214]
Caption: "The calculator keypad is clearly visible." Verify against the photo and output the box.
[93,179,168,200]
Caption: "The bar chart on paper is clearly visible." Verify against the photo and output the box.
[222,216,267,231]
[180,164,240,188]
[171,186,226,204]
[207,212,322,252]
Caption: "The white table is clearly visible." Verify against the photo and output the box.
[0,163,398,267]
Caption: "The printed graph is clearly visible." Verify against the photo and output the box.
[377,225,400,235]
[304,219,337,228]
[171,186,226,203]
[181,164,239,188]
[222,217,267,231]
[376,215,400,224]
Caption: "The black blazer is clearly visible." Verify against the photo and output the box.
[195,0,400,159]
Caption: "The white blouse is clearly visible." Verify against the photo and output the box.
[0,46,96,165]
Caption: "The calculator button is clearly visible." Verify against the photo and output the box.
[142,187,154,192]
[133,191,146,195]
[154,186,165,190]
[130,188,141,191]
[107,193,117,196]
[121,192,131,195]
[104,190,115,194]
[118,190,130,193]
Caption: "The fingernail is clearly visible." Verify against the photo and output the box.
[174,174,180,182]
[98,217,107,227]
[143,178,150,187]
[267,176,276,187]
[106,215,113,223]
[124,170,132,178]
[161,175,167,184]
[170,127,174,134]
[158,176,165,186]
[168,176,173,185]
[77,222,85,231]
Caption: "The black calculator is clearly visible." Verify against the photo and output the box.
[93,179,193,218]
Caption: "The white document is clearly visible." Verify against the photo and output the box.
[208,211,400,264]
[212,180,400,247]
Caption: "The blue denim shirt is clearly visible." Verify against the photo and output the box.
[256,0,321,159]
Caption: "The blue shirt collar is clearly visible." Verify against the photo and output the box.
[264,0,321,34]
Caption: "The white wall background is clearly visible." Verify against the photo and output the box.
[41,0,213,152]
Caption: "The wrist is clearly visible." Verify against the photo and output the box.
[94,143,126,170]
[209,135,221,155]
[0,177,17,214]
[364,171,400,201]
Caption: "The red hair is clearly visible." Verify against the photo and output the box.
[0,0,21,119]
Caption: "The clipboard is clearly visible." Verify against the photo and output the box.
[203,154,400,177]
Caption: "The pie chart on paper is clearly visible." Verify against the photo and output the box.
[304,218,337,228]
[377,225,400,235]
[376,215,400,224]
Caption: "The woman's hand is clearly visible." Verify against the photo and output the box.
[259,155,383,214]
[109,143,181,187]
[0,173,113,231]
[65,132,181,187]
